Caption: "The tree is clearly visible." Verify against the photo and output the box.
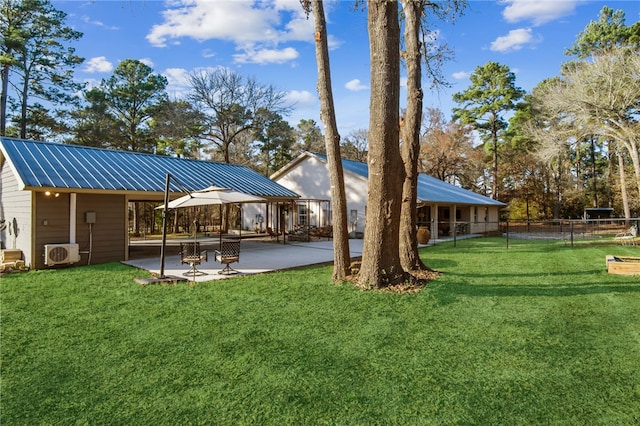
[551,47,640,211]
[301,0,351,281]
[521,78,578,219]
[452,61,524,199]
[562,7,640,217]
[399,0,465,273]
[503,97,555,220]
[294,118,325,155]
[150,99,205,158]
[0,0,83,138]
[69,87,119,147]
[398,0,426,272]
[252,109,295,176]
[358,0,405,289]
[99,59,168,153]
[566,6,640,59]
[188,68,290,163]
[420,108,481,186]
[341,129,368,162]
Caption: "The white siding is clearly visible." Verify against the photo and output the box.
[271,154,505,237]
[1,159,33,265]
[274,156,368,233]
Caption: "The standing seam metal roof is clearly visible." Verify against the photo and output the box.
[0,138,299,198]
[311,152,504,206]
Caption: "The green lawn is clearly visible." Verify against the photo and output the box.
[1,238,639,425]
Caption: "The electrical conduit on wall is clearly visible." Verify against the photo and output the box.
[70,193,76,244]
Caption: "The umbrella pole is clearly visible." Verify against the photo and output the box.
[159,173,171,278]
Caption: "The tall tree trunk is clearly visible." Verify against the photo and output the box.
[1,63,9,136]
[310,0,351,280]
[399,0,427,272]
[19,65,29,139]
[553,159,561,220]
[589,135,598,207]
[617,145,631,221]
[359,0,406,289]
[491,116,499,199]
[625,138,640,200]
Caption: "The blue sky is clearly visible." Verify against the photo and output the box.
[55,0,639,136]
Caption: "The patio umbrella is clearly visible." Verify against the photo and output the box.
[156,183,266,279]
[156,185,266,209]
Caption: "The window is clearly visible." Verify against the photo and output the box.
[298,204,308,226]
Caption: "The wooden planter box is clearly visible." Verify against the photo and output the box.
[1,249,25,272]
[606,255,640,276]
[1,249,22,263]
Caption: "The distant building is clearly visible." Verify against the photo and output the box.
[261,152,505,238]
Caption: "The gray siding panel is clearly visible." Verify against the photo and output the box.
[34,192,71,269]
[75,194,126,265]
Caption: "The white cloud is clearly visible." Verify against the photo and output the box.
[146,0,315,66]
[345,79,367,91]
[84,56,113,73]
[490,28,541,52]
[146,0,313,46]
[284,90,316,107]
[163,67,191,98]
[500,0,580,26]
[233,47,299,64]
[202,48,215,59]
[139,58,155,68]
[82,15,118,30]
[163,66,227,98]
[163,67,190,87]
[452,71,469,80]
[147,1,277,47]
[326,34,343,50]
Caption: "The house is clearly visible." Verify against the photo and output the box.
[262,152,505,237]
[0,138,299,269]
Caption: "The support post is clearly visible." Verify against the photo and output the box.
[159,173,171,278]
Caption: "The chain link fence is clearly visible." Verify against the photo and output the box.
[432,218,640,248]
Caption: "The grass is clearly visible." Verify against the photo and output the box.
[1,238,639,425]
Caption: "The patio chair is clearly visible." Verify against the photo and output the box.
[266,227,277,238]
[615,225,637,245]
[180,242,208,277]
[215,239,241,275]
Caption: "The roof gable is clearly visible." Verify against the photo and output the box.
[300,152,504,206]
[0,138,298,198]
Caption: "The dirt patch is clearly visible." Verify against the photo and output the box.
[345,261,441,293]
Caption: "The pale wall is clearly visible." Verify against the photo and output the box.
[0,159,33,265]
[272,156,369,234]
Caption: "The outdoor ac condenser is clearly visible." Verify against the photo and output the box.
[44,243,81,266]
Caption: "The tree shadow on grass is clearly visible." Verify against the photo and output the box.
[434,270,639,299]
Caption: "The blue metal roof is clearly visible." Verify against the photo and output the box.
[312,152,504,206]
[0,138,299,198]
[416,174,504,206]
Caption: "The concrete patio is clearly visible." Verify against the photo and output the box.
[124,238,364,282]
[124,234,470,283]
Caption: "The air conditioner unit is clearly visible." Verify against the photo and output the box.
[44,243,81,266]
